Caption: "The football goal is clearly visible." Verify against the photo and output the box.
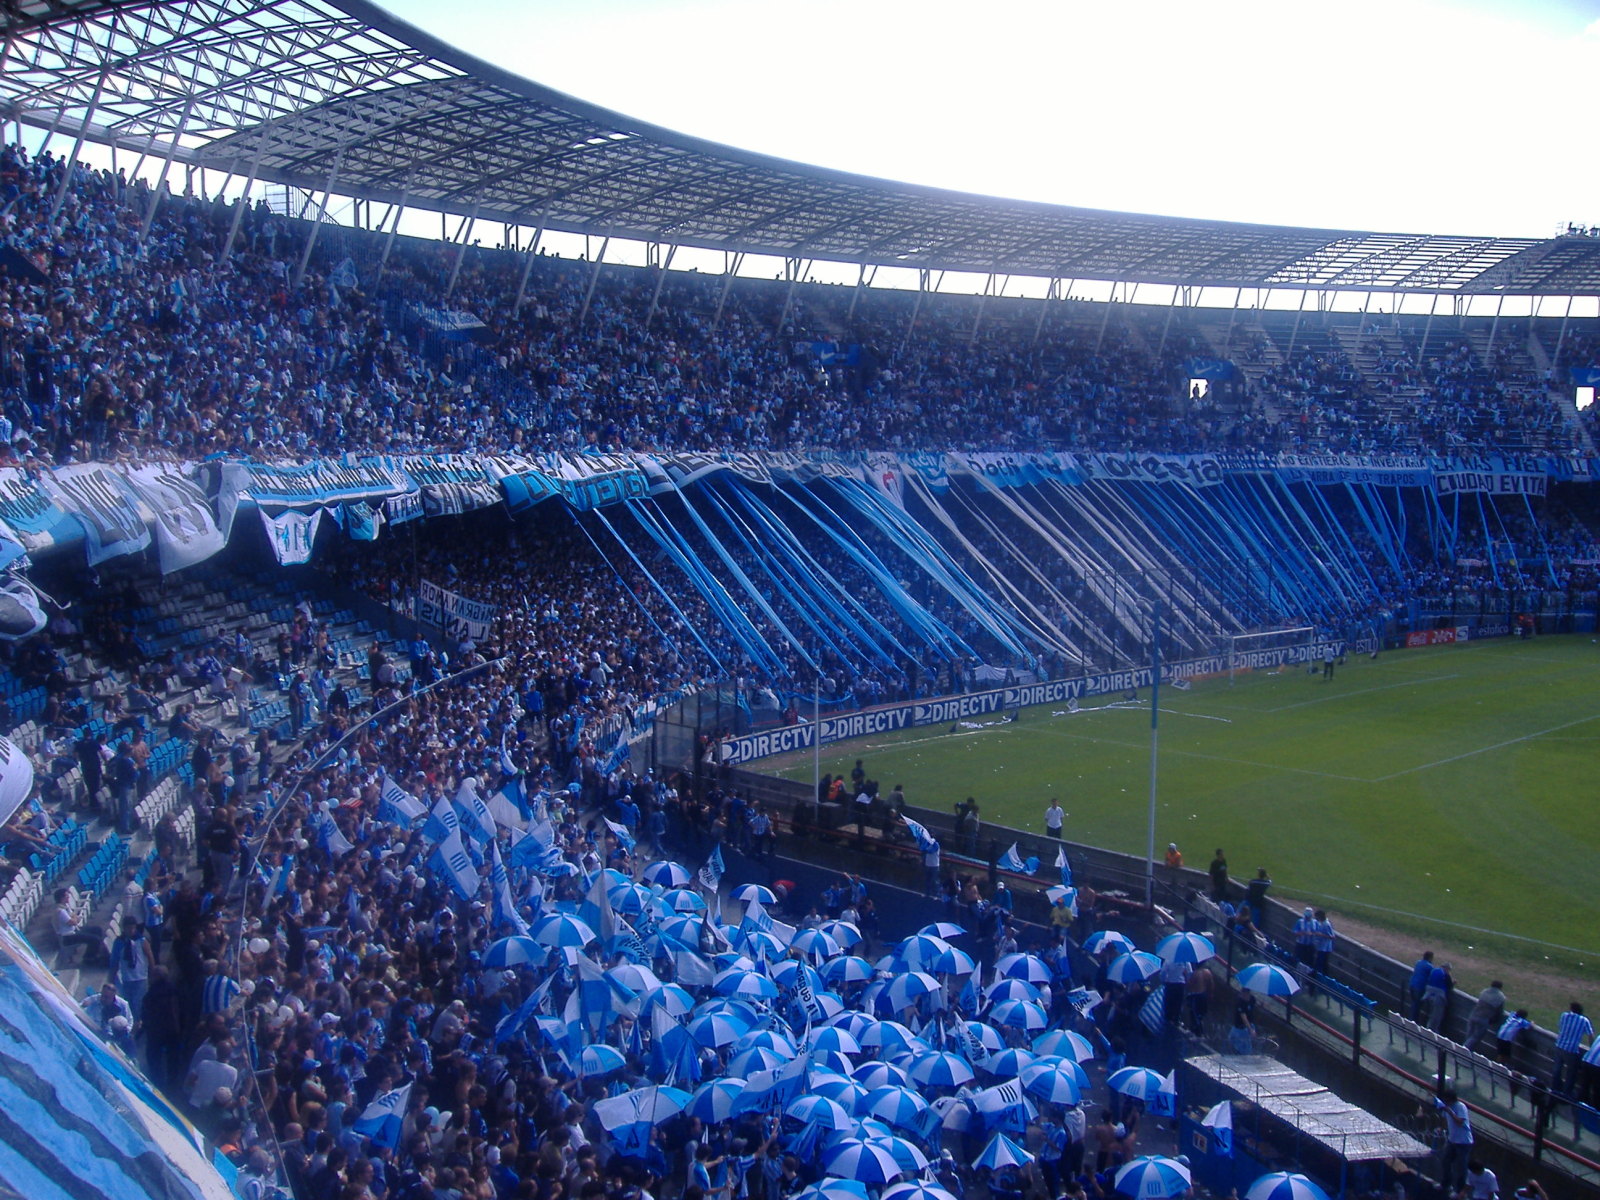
[1227,625,1317,683]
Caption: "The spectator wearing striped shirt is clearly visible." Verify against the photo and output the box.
[1553,1002,1593,1095]
[200,959,242,1017]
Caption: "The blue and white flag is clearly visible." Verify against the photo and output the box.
[603,816,635,853]
[902,816,937,852]
[1148,1070,1178,1118]
[1200,1099,1233,1155]
[697,845,724,893]
[352,1081,411,1150]
[1055,844,1073,886]
[274,854,296,897]
[617,917,651,964]
[422,795,460,846]
[427,832,481,902]
[378,777,425,828]
[490,842,530,935]
[488,779,530,829]
[455,778,496,846]
[494,975,553,1044]
[998,843,1037,874]
[317,812,355,859]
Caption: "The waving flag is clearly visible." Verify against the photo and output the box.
[902,816,937,852]
[489,779,531,828]
[698,845,725,892]
[422,795,460,846]
[490,842,530,934]
[455,779,496,846]
[999,843,1037,874]
[317,812,355,858]
[352,1081,411,1150]
[1200,1099,1233,1155]
[378,776,426,827]
[1055,844,1072,885]
[603,816,636,853]
[427,832,482,901]
[589,867,618,942]
[494,976,553,1044]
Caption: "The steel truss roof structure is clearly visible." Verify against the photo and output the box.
[4,0,1599,294]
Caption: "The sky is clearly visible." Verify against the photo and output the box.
[377,0,1600,239]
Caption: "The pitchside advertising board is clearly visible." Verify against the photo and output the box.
[1403,621,1511,647]
[719,640,1347,766]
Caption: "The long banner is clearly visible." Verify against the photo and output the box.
[416,580,497,642]
[718,639,1348,766]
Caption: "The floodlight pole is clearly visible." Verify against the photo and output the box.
[1145,605,1161,910]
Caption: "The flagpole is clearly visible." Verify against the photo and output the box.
[1146,605,1161,909]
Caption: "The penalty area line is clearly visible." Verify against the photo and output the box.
[1371,711,1600,781]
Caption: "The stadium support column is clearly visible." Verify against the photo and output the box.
[776,258,810,333]
[902,269,939,353]
[577,237,610,328]
[444,202,482,300]
[1484,292,1505,359]
[377,187,412,277]
[293,150,344,290]
[511,211,549,313]
[711,252,745,330]
[137,94,195,244]
[1145,605,1161,909]
[48,18,119,230]
[847,263,877,323]
[219,78,290,269]
[1033,277,1067,347]
[645,242,679,329]
[1221,287,1243,353]
[1551,294,1574,374]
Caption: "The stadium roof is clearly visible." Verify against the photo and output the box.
[5,0,1600,294]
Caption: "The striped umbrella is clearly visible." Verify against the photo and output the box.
[985,978,1045,1006]
[1243,1173,1332,1200]
[918,922,967,939]
[824,1011,877,1040]
[994,952,1053,985]
[482,935,546,969]
[1155,932,1217,965]
[1104,951,1164,984]
[862,1019,919,1053]
[989,998,1049,1031]
[1019,1060,1084,1104]
[686,1012,751,1049]
[811,1074,869,1111]
[607,881,653,916]
[792,1180,870,1200]
[852,1060,912,1090]
[1083,930,1136,955]
[715,969,780,1001]
[1107,1066,1171,1103]
[974,1131,1034,1169]
[687,1077,748,1123]
[642,860,692,888]
[984,1047,1038,1076]
[732,1028,798,1057]
[529,913,597,948]
[609,963,663,994]
[822,1138,903,1185]
[578,1044,626,1077]
[655,914,702,947]
[897,935,954,970]
[812,1048,857,1076]
[908,1051,975,1088]
[786,1094,854,1130]
[737,930,790,960]
[728,1046,790,1076]
[820,920,864,948]
[1114,1156,1192,1198]
[792,929,843,962]
[732,883,778,905]
[931,945,979,976]
[962,1020,1007,1054]
[640,983,695,1018]
[1238,963,1301,997]
[883,1183,959,1200]
[1026,1055,1092,1089]
[661,887,707,913]
[869,1135,929,1175]
[878,972,941,1012]
[811,1026,864,1056]
[1033,1029,1097,1063]
[858,1085,928,1127]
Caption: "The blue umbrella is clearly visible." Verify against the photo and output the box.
[931,945,978,976]
[824,1011,877,1040]
[862,1019,919,1053]
[656,914,702,946]
[1026,1054,1091,1089]
[1155,931,1217,965]
[1114,1156,1192,1198]
[812,1048,857,1077]
[1020,1060,1084,1104]
[879,972,941,1012]
[482,935,547,969]
[853,1061,912,1090]
[1083,930,1136,955]
[733,1028,799,1057]
[792,928,843,961]
[786,1094,854,1130]
[918,922,966,939]
[823,1138,903,1185]
[640,983,695,1018]
[792,1180,870,1200]
[820,920,863,948]
[642,861,692,888]
[963,1020,1007,1054]
[883,1183,959,1200]
[1033,1029,1097,1063]
[530,913,596,948]
[728,1046,789,1076]
[771,960,826,995]
[986,977,1045,1006]
[1238,963,1301,997]
[811,1025,864,1055]
[974,1131,1034,1169]
[543,860,580,879]
[687,1012,751,1048]
[737,930,790,960]
[609,963,663,994]
[1107,1066,1172,1103]
[732,883,778,905]
[716,969,780,1000]
[822,955,876,985]
[993,952,1053,984]
[988,998,1048,1031]
[607,881,653,915]
[859,1084,928,1128]
[984,1047,1038,1076]
[579,1044,626,1077]
[811,1075,868,1110]
[1244,1173,1332,1200]
[869,1135,929,1176]
[1104,951,1163,984]
[660,887,707,913]
[908,1051,975,1088]
[687,1077,749,1123]
[897,935,954,970]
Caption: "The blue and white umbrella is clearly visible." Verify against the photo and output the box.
[985,977,1045,1006]
[1107,1066,1172,1103]
[931,945,979,976]
[878,972,941,1012]
[713,952,759,975]
[853,1061,912,1090]
[642,860,692,888]
[1026,1055,1091,1090]
[1033,1029,1097,1063]
[687,1012,751,1049]
[786,1094,855,1130]
[1114,1156,1192,1198]
[792,928,843,961]
[908,1051,976,1088]
[820,920,864,948]
[1155,931,1217,965]
[578,1044,626,1077]
[963,1020,1007,1054]
[1083,930,1136,956]
[814,992,847,1021]
[984,1047,1038,1077]
[792,1180,870,1200]
[641,983,695,1018]
[897,935,954,970]
[732,883,778,905]
[869,1135,930,1175]
[1243,1172,1332,1200]
[824,1011,877,1040]
[737,930,790,960]
[607,881,653,915]
[822,955,876,985]
[543,860,580,879]
[883,1183,959,1200]
[974,1131,1034,1169]
[994,953,1053,985]
[655,914,702,946]
[989,998,1049,1031]
[811,1026,864,1056]
[1238,963,1301,997]
[813,1048,857,1076]
[728,1046,789,1076]
[661,887,707,913]
[482,935,547,969]
[811,1075,868,1110]
[687,1077,748,1123]
[1104,951,1163,983]
[862,1019,919,1053]
[858,1085,928,1127]
[733,1028,798,1057]
[530,913,597,948]
[918,922,966,939]
[1020,1060,1085,1104]
[823,1138,903,1185]
[715,969,780,1000]
[609,963,663,994]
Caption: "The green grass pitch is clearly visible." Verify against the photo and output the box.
[774,634,1600,978]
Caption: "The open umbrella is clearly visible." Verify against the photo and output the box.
[962,1020,1007,1054]
[812,1075,868,1110]
[869,1135,929,1175]
[859,1084,928,1127]
[1107,1066,1171,1103]
[715,969,779,1001]
[1083,930,1136,955]
[909,1051,975,1088]
[1155,931,1216,965]
[813,1048,857,1076]
[609,963,663,994]
[918,922,966,939]
[862,1020,919,1053]
[988,998,1048,1031]
[786,1094,854,1131]
[823,1138,903,1185]
[974,1132,1034,1169]
[1114,1157,1192,1198]
[579,1044,627,1077]
[985,978,1045,1006]
[656,914,702,946]
[687,1077,749,1123]
[820,920,863,948]
[728,1046,789,1076]
[792,1181,870,1200]
[994,953,1053,984]
[883,1183,959,1200]
[687,1011,751,1049]
[1020,1060,1084,1104]
[793,928,843,961]
[1104,951,1163,984]
[482,935,546,969]
[737,930,790,960]
[825,1011,877,1040]
[1243,1173,1332,1200]
[984,1047,1038,1077]
[732,883,778,905]
[897,935,954,970]
[661,887,707,913]
[811,1026,864,1056]
[1033,1029,1097,1063]
[642,860,692,888]
[1238,963,1301,997]
[530,913,597,948]
[931,946,979,976]
[607,881,653,915]
[733,1028,799,1056]
[879,972,941,1012]
[641,983,695,1018]
[853,1061,912,1090]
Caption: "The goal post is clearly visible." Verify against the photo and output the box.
[1227,625,1316,683]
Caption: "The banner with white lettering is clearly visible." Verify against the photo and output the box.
[42,464,152,565]
[417,579,497,642]
[260,508,323,566]
[401,454,504,517]
[0,469,74,555]
[125,464,225,573]
[1432,470,1548,497]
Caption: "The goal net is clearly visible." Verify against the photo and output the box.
[1227,625,1316,683]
